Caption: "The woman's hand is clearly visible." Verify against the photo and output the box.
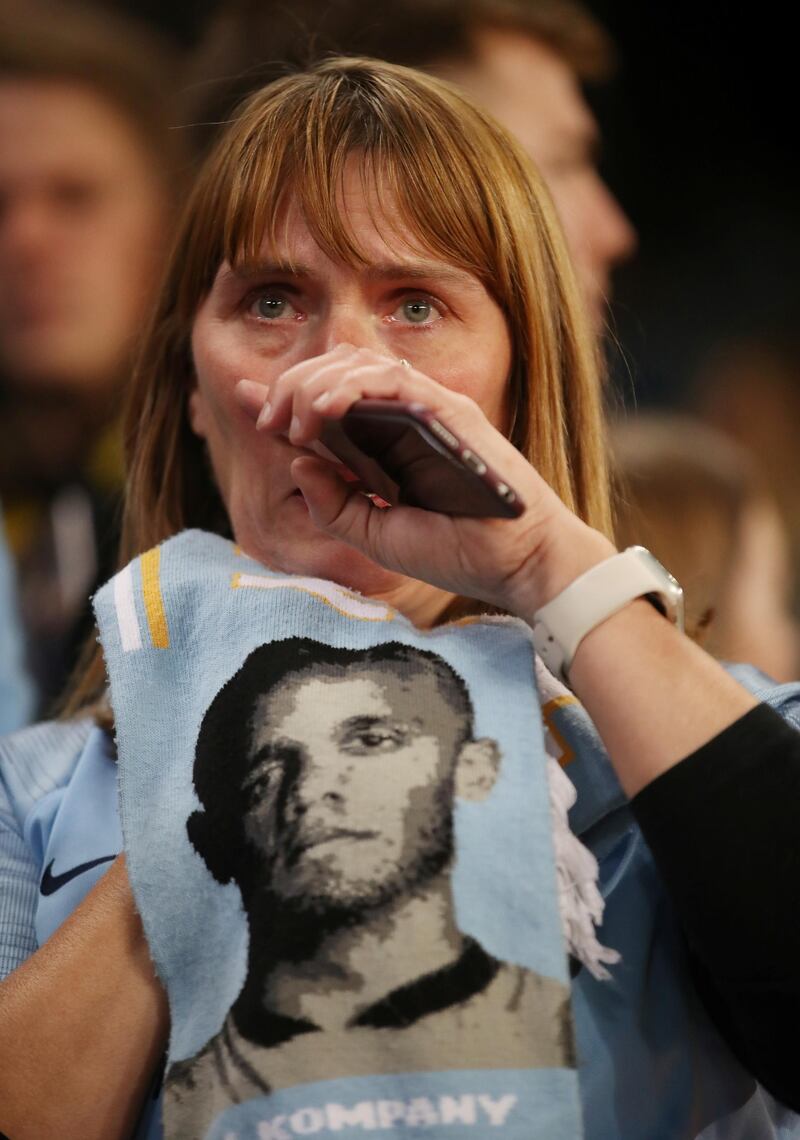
[239,348,759,796]
[236,344,614,617]
[241,345,759,801]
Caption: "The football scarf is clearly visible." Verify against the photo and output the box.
[94,529,618,1140]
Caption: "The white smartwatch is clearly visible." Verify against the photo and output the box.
[531,545,684,683]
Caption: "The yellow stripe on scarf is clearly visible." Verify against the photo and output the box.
[141,547,170,649]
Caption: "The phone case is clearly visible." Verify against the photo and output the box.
[318,400,524,518]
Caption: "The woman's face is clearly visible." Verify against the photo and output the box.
[189,165,513,591]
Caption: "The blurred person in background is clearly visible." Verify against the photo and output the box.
[693,334,800,622]
[0,505,32,733]
[0,0,180,712]
[185,0,636,334]
[612,414,799,682]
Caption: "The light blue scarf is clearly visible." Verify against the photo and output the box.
[94,529,586,1140]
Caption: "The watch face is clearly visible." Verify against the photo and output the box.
[630,545,680,587]
[629,546,685,631]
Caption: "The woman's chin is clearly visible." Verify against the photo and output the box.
[237,504,404,597]
[299,540,399,596]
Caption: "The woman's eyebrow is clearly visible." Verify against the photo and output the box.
[361,261,482,290]
[222,261,311,283]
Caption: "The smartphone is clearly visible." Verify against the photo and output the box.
[318,399,524,518]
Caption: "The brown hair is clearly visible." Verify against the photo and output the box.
[693,336,800,617]
[67,56,611,714]
[611,414,761,643]
[184,0,614,157]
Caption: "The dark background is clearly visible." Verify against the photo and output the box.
[115,0,800,411]
[587,1,800,408]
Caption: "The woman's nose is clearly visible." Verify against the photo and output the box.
[318,307,385,356]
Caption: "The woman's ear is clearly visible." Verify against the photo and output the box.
[187,387,208,439]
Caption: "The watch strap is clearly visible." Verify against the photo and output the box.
[532,546,684,682]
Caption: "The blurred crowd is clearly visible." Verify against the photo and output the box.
[1,0,797,730]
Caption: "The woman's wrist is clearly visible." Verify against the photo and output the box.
[506,517,617,622]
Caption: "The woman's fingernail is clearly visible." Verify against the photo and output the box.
[255,401,272,429]
[236,377,268,397]
[235,378,269,416]
[312,391,331,410]
[290,415,301,438]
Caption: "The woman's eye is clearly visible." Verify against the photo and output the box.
[392,297,441,326]
[248,292,298,321]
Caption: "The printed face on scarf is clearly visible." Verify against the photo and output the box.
[239,665,460,914]
[238,661,501,916]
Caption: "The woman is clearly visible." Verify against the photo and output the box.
[0,59,798,1139]
[0,0,180,713]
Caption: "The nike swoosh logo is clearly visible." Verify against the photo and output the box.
[40,855,116,896]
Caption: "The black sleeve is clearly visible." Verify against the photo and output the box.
[630,702,800,1111]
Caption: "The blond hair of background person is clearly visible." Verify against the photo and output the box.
[612,414,799,681]
[184,0,636,334]
[693,335,800,622]
[0,58,798,1139]
[0,0,181,710]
